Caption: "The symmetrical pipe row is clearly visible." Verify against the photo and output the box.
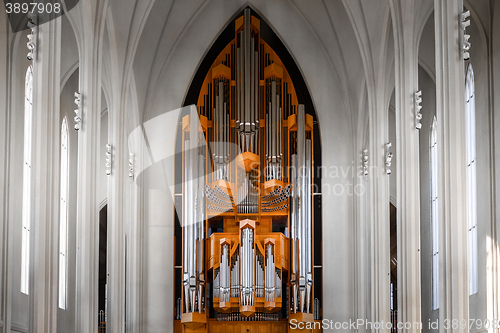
[276,269,282,297]
[220,243,231,303]
[205,184,234,212]
[237,177,259,214]
[261,203,288,213]
[265,243,275,302]
[205,184,233,208]
[255,255,265,298]
[290,105,313,314]
[265,78,283,181]
[182,110,205,314]
[236,8,259,154]
[261,190,290,207]
[216,312,279,321]
[213,80,230,180]
[207,205,233,213]
[213,268,220,298]
[230,254,239,298]
[240,227,255,307]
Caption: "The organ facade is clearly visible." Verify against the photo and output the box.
[174,8,321,333]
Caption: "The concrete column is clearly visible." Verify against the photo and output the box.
[366,46,391,333]
[74,20,103,333]
[107,99,127,333]
[390,1,422,332]
[434,0,470,331]
[0,12,10,333]
[28,17,62,333]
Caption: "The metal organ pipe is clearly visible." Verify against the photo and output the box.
[221,243,230,303]
[236,8,259,154]
[183,109,206,315]
[265,243,275,302]
[265,79,283,181]
[291,154,298,312]
[197,156,205,312]
[290,105,313,314]
[183,139,190,313]
[305,139,312,313]
[240,227,255,307]
[213,80,230,181]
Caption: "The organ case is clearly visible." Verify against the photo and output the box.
[176,8,320,333]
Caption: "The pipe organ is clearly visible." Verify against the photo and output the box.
[178,8,319,332]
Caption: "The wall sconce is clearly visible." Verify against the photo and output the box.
[461,10,471,60]
[74,92,82,130]
[385,143,393,175]
[26,13,37,61]
[414,90,423,130]
[106,144,112,175]
[362,149,368,177]
[129,153,134,179]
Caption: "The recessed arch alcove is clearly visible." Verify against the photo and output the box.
[173,7,324,331]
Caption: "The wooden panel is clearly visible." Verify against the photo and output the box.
[174,320,182,333]
[206,321,290,333]
[273,322,287,333]
[208,321,225,333]
[225,322,240,333]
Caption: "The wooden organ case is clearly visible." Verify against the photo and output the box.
[175,9,321,333]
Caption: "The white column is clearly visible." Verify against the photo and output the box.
[0,13,10,333]
[107,100,127,332]
[390,1,422,331]
[28,17,62,333]
[434,0,470,331]
[367,66,391,333]
[75,24,103,333]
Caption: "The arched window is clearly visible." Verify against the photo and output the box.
[465,64,478,295]
[21,65,33,294]
[430,116,439,310]
[59,117,69,309]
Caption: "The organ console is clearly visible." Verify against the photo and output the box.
[176,8,320,332]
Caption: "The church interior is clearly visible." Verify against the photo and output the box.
[1,0,500,332]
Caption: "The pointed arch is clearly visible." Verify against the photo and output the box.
[465,63,478,295]
[430,115,439,310]
[21,65,33,295]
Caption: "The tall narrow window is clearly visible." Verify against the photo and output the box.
[21,66,33,294]
[430,116,439,310]
[465,64,478,295]
[59,117,69,309]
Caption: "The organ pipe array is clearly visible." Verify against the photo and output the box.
[182,108,206,325]
[290,105,314,316]
[179,8,317,332]
[236,10,259,155]
[213,80,230,181]
[266,79,283,181]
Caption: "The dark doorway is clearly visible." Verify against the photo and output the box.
[98,205,107,332]
[390,203,397,331]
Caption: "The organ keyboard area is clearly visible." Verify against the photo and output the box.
[177,8,320,333]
